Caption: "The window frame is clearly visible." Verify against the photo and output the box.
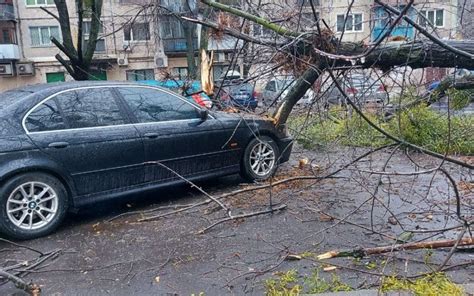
[23,86,212,134]
[23,86,132,134]
[123,22,151,42]
[419,9,444,28]
[82,20,106,53]
[29,26,61,47]
[336,12,364,33]
[25,0,55,8]
[126,69,155,81]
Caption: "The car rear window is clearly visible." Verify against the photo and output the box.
[25,100,66,133]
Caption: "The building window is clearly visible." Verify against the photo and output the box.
[419,9,444,27]
[126,69,155,81]
[0,27,16,44]
[30,26,60,46]
[171,67,188,79]
[82,21,106,52]
[124,23,150,41]
[26,0,54,6]
[161,17,185,39]
[336,13,363,32]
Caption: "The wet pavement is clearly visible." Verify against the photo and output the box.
[1,146,473,295]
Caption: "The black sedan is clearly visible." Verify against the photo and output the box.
[0,81,292,239]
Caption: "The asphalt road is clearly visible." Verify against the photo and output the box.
[1,146,473,295]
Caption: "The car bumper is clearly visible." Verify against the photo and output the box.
[277,136,293,163]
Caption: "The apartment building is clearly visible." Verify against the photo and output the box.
[0,0,240,91]
[0,0,465,91]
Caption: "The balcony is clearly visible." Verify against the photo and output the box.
[0,3,15,21]
[163,38,198,53]
[0,44,20,60]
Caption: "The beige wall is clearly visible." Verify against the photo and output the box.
[0,0,159,91]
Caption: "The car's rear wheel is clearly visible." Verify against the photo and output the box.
[241,136,279,181]
[0,173,69,240]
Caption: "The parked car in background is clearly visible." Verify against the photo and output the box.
[261,77,315,107]
[139,80,213,109]
[324,73,388,107]
[425,69,474,115]
[0,81,293,239]
[215,71,258,111]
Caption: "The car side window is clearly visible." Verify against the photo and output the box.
[117,87,199,123]
[56,88,126,129]
[25,99,66,132]
[265,81,276,92]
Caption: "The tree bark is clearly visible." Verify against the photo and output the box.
[52,0,104,80]
[272,67,321,127]
[183,21,197,79]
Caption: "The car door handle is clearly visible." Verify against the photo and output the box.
[144,133,158,139]
[48,142,69,149]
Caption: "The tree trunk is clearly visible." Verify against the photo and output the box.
[199,0,474,126]
[273,67,321,127]
[338,40,474,70]
[183,21,197,79]
[51,0,103,80]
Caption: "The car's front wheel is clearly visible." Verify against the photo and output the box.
[241,136,279,181]
[0,173,69,240]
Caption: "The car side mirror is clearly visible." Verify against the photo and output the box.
[199,109,208,121]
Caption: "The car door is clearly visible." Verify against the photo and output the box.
[115,86,238,184]
[24,87,146,196]
[263,80,277,106]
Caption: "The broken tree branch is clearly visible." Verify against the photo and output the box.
[0,269,41,295]
[317,237,474,259]
[198,204,287,234]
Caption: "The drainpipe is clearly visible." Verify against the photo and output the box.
[108,0,117,55]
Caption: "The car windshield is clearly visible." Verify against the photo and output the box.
[276,79,295,91]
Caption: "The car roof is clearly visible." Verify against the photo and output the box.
[4,80,135,94]
[0,81,155,103]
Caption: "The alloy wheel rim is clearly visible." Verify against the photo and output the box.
[249,141,275,176]
[6,182,58,230]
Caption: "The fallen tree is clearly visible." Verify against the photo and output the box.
[198,0,474,127]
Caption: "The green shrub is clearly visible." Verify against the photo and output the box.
[381,273,464,296]
[289,102,473,155]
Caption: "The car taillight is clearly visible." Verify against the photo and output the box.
[253,91,259,99]
[346,87,358,94]
[378,84,385,92]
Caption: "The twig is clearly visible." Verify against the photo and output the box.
[145,161,232,218]
[0,268,41,295]
[0,238,44,256]
[198,204,287,234]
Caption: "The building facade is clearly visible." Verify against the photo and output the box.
[0,0,466,92]
[0,0,240,91]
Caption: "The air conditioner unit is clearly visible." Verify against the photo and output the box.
[117,57,129,67]
[0,63,14,76]
[154,55,168,68]
[16,63,35,76]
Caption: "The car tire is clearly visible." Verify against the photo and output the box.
[0,172,69,240]
[240,136,280,182]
